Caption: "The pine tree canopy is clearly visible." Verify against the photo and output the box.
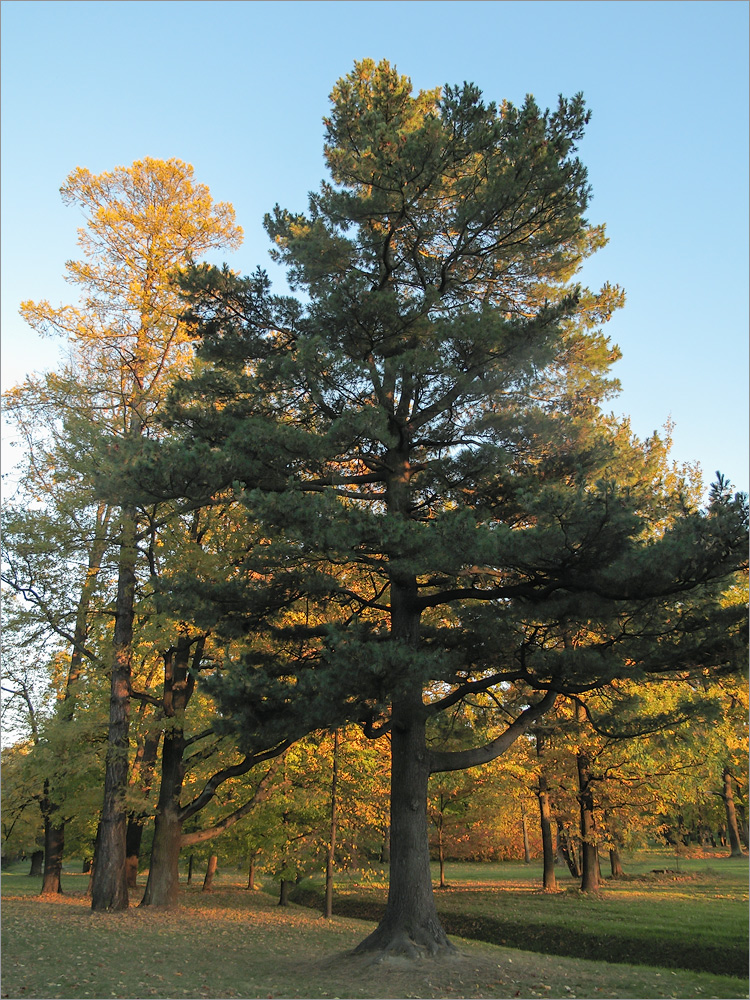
[123,60,748,757]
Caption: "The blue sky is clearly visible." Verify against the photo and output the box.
[2,0,748,495]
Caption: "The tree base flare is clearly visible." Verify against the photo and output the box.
[353,920,459,961]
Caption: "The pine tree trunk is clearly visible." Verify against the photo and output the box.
[140,726,186,907]
[140,638,197,907]
[354,685,454,957]
[722,767,745,857]
[91,505,137,912]
[354,468,454,956]
[203,855,218,891]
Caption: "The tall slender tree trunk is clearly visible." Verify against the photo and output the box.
[575,703,599,892]
[536,734,557,891]
[521,803,531,864]
[203,855,218,891]
[558,822,581,878]
[324,729,339,918]
[437,808,447,889]
[722,767,745,857]
[247,854,258,890]
[91,505,137,912]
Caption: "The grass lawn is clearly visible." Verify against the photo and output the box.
[1,851,747,1000]
[292,851,749,978]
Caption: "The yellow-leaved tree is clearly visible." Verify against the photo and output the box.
[14,158,242,911]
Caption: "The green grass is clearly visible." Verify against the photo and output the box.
[292,851,749,978]
[1,852,748,1000]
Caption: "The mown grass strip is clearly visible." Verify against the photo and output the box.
[289,886,748,978]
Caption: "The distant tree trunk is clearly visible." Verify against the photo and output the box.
[90,504,137,913]
[125,729,161,887]
[38,780,64,895]
[202,855,218,891]
[125,820,143,889]
[40,819,65,895]
[557,823,581,878]
[536,734,556,891]
[324,729,339,918]
[380,824,390,863]
[28,850,43,877]
[437,816,447,889]
[609,847,624,878]
[82,858,92,874]
[86,824,101,897]
[722,768,745,857]
[521,803,531,864]
[575,702,599,892]
[247,855,258,890]
[278,878,292,906]
[187,854,194,885]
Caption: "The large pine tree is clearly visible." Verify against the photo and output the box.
[136,61,747,954]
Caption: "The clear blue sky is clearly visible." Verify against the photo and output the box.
[2,0,748,495]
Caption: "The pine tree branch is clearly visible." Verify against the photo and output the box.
[429,689,558,773]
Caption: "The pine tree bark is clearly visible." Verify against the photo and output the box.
[91,505,137,912]
[722,767,745,857]
[140,637,196,907]
[355,684,455,957]
[139,729,186,907]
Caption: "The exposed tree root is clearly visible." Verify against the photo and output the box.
[353,919,459,962]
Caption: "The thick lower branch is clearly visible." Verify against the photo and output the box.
[429,689,557,773]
